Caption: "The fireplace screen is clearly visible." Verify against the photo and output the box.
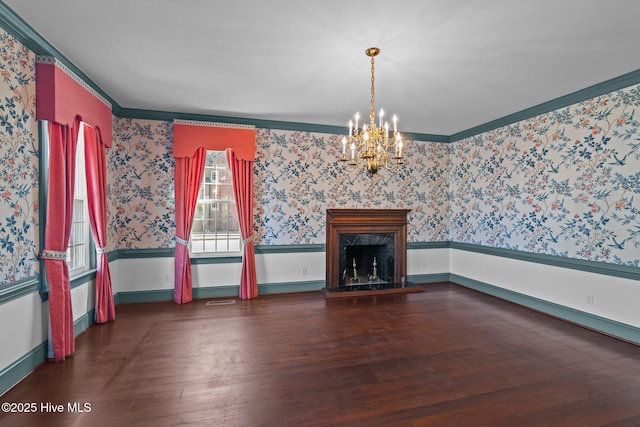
[339,233,394,286]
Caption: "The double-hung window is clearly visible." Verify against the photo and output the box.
[66,128,91,273]
[190,150,240,254]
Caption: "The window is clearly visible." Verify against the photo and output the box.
[191,151,240,254]
[66,128,91,273]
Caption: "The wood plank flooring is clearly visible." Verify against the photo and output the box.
[2,282,640,426]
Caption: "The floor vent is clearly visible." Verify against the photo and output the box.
[206,300,236,306]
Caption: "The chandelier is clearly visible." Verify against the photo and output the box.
[340,47,403,175]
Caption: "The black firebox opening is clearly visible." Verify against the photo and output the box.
[338,233,395,286]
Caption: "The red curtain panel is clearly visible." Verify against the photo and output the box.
[83,123,115,323]
[42,121,78,361]
[173,147,206,304]
[226,149,258,299]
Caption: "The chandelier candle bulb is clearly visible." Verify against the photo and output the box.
[349,120,353,136]
[342,136,347,155]
[379,108,384,127]
[355,112,360,130]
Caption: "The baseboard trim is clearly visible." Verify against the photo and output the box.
[0,342,47,397]
[193,285,238,299]
[115,289,174,304]
[449,273,640,346]
[73,309,95,337]
[409,273,450,284]
[258,280,325,295]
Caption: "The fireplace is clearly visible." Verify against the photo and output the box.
[323,209,423,297]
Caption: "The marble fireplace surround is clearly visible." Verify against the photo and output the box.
[324,209,419,296]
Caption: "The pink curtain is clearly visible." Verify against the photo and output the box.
[226,149,258,299]
[174,147,206,304]
[83,123,115,323]
[42,121,78,361]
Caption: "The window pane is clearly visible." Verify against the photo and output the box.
[67,198,86,271]
[190,151,240,254]
[64,129,91,274]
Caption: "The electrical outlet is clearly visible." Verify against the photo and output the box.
[301,267,308,276]
[163,274,170,283]
[421,261,427,270]
[586,294,594,305]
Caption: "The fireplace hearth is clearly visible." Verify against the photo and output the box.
[322,209,424,298]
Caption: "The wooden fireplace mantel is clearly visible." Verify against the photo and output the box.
[325,209,411,289]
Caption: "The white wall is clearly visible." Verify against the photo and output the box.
[110,258,174,293]
[408,248,449,277]
[111,252,326,294]
[255,252,325,284]
[0,292,47,371]
[449,248,640,328]
[0,280,93,378]
[71,281,94,322]
[110,249,451,294]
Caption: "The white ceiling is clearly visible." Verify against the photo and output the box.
[5,0,640,136]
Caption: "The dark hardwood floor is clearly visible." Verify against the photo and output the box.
[2,282,640,426]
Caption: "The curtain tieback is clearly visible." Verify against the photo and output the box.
[175,236,189,246]
[242,234,254,245]
[39,250,67,260]
[96,247,107,254]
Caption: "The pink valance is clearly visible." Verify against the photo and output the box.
[36,57,112,148]
[173,121,256,160]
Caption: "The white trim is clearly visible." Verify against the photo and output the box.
[36,56,112,109]
[173,119,255,130]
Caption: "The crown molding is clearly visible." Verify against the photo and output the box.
[1,1,640,143]
[450,68,640,142]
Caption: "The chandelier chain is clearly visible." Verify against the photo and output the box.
[370,55,376,123]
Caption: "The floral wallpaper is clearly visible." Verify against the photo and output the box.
[450,85,640,266]
[105,124,450,249]
[254,129,450,244]
[0,30,38,284]
[104,83,640,270]
[107,118,175,249]
[2,19,640,282]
